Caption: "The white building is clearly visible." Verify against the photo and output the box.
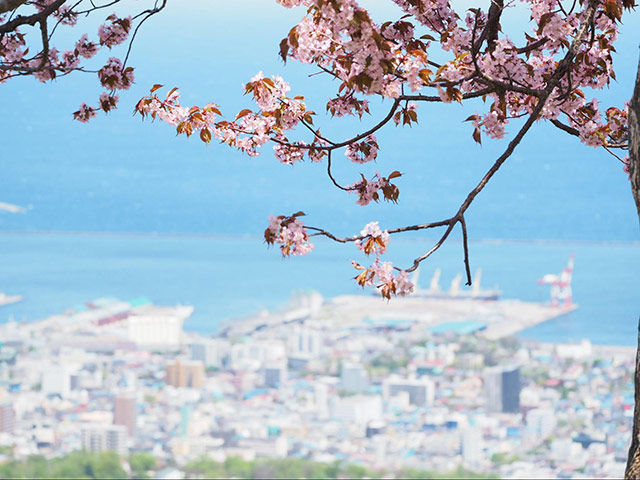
[331,395,382,425]
[42,365,71,398]
[81,424,128,456]
[315,383,329,420]
[461,426,483,465]
[526,408,557,439]
[237,436,288,458]
[229,339,286,371]
[128,306,192,350]
[340,362,369,393]
[288,327,323,358]
[382,377,435,407]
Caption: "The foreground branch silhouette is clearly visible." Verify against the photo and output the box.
[136,0,630,299]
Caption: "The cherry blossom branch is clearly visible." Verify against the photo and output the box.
[400,88,493,102]
[326,151,351,191]
[460,215,472,286]
[403,0,600,275]
[320,98,401,151]
[551,118,628,149]
[480,0,505,53]
[306,218,453,243]
[515,37,549,54]
[308,0,601,280]
[0,0,65,33]
[550,117,580,136]
[122,0,166,67]
[76,0,122,15]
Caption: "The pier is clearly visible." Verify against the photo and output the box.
[220,293,577,340]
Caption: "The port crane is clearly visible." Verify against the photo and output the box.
[537,254,574,308]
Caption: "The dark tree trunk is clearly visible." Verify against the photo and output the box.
[624,50,640,480]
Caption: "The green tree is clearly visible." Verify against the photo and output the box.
[184,455,227,479]
[129,452,157,479]
[223,457,252,479]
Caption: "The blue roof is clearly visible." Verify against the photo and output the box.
[430,320,487,335]
[363,317,413,327]
[130,297,153,307]
[91,297,120,307]
[243,388,269,399]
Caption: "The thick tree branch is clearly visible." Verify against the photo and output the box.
[0,0,27,15]
[551,118,580,136]
[460,216,472,286]
[0,0,65,34]
[627,52,640,223]
[400,87,494,102]
[624,44,640,480]
[483,0,505,52]
[516,37,549,54]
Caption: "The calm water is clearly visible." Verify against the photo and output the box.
[0,233,638,346]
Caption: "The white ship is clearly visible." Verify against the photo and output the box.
[0,292,23,307]
[410,267,502,300]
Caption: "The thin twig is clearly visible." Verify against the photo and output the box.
[460,216,472,286]
[326,151,350,191]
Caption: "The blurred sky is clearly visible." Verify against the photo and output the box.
[0,0,639,241]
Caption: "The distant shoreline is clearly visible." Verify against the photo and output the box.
[0,229,639,247]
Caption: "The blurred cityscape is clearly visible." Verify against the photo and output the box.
[0,291,634,478]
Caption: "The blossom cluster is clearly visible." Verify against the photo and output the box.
[98,14,132,48]
[349,170,401,206]
[353,259,414,299]
[0,3,141,119]
[264,213,314,257]
[98,57,134,90]
[356,221,390,255]
[352,222,414,298]
[136,73,318,158]
[345,134,378,163]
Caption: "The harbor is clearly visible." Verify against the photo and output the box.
[220,257,579,341]
[220,292,578,341]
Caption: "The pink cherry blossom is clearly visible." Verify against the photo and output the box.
[98,15,132,49]
[356,221,390,255]
[265,214,314,257]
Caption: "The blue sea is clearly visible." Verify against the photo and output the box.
[0,1,638,345]
[0,233,638,346]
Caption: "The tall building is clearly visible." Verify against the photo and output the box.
[0,403,15,433]
[461,426,483,465]
[382,377,435,407]
[288,327,323,358]
[484,365,521,413]
[315,383,329,420]
[264,364,287,388]
[165,359,205,388]
[81,424,128,456]
[340,362,369,393]
[189,338,229,368]
[526,407,557,439]
[113,393,136,435]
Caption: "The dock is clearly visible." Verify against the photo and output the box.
[220,293,577,340]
